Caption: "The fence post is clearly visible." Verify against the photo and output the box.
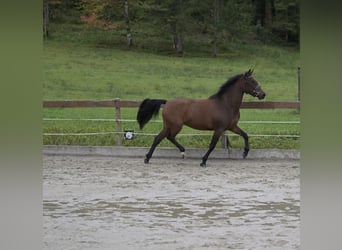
[221,132,227,148]
[297,67,301,112]
[297,67,301,101]
[114,98,122,146]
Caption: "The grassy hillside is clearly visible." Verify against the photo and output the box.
[44,39,299,100]
[43,38,300,149]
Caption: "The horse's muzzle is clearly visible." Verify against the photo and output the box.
[258,93,266,99]
[252,89,266,99]
[255,92,266,99]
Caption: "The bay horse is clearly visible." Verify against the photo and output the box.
[137,69,266,167]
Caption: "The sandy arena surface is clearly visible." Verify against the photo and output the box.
[43,155,300,250]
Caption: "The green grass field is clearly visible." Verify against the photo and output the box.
[43,38,300,149]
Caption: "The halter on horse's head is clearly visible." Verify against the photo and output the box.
[242,69,266,100]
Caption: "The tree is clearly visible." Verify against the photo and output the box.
[264,0,274,32]
[163,0,188,56]
[272,0,299,43]
[253,0,299,44]
[43,0,49,37]
[136,0,190,56]
[80,0,133,47]
[124,0,133,47]
[212,0,219,57]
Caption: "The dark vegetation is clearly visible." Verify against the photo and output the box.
[44,0,299,55]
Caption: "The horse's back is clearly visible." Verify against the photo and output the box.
[162,98,192,124]
[163,98,206,116]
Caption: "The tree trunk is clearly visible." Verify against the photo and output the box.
[284,6,289,42]
[124,0,132,48]
[176,33,183,56]
[212,0,219,57]
[43,0,49,38]
[172,22,177,49]
[264,0,273,32]
[172,21,183,56]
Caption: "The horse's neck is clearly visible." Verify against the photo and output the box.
[222,85,244,109]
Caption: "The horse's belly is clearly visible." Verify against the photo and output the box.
[185,122,212,130]
[184,104,224,130]
[184,117,216,130]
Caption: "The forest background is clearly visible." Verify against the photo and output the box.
[43,0,299,54]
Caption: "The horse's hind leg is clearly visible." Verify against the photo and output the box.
[167,126,185,158]
[167,136,185,158]
[145,128,168,164]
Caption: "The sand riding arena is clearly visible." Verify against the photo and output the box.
[43,146,300,249]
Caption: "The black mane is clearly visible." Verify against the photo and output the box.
[209,73,243,99]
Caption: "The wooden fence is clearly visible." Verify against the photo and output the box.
[43,99,300,145]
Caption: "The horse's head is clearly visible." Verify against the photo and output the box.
[242,69,266,100]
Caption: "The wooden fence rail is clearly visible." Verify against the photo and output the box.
[43,99,300,109]
[43,99,300,145]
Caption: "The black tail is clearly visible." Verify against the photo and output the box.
[137,98,167,129]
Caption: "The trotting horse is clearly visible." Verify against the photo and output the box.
[137,69,266,167]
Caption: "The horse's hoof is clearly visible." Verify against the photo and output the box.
[144,158,149,164]
[180,152,185,159]
[200,162,206,167]
[243,149,249,159]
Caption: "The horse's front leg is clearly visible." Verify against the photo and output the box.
[201,130,223,167]
[240,130,249,158]
[230,126,249,159]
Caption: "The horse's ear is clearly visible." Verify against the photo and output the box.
[244,69,253,77]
